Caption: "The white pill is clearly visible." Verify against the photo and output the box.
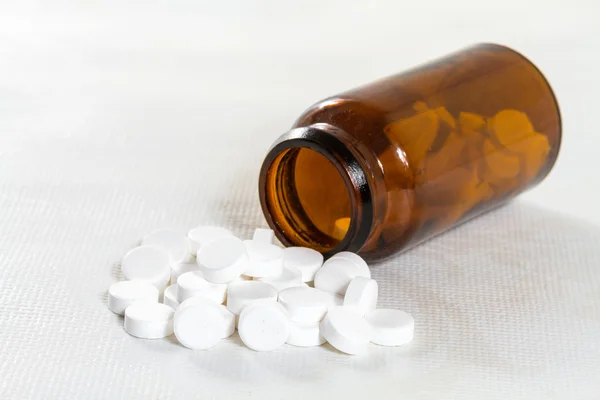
[124,301,174,339]
[226,281,278,315]
[365,309,415,346]
[252,228,275,244]
[258,265,303,292]
[163,284,180,310]
[244,240,284,278]
[238,301,290,351]
[177,271,227,304]
[142,228,189,264]
[188,226,233,253]
[283,247,324,282]
[196,236,248,283]
[108,281,159,315]
[174,297,225,350]
[287,321,326,347]
[320,306,372,355]
[314,258,370,295]
[121,246,171,290]
[327,251,370,276]
[278,286,337,323]
[343,277,378,316]
[176,296,236,338]
[170,261,200,285]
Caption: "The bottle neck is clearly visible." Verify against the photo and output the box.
[259,123,376,257]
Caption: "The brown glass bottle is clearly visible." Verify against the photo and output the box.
[259,43,561,262]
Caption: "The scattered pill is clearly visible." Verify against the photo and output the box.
[278,286,337,323]
[177,271,227,304]
[112,226,416,355]
[142,228,190,264]
[320,306,372,355]
[124,301,174,339]
[287,321,326,347]
[174,296,236,339]
[326,251,370,277]
[108,281,159,315]
[258,265,303,292]
[170,261,200,285]
[365,309,414,346]
[121,246,171,290]
[283,247,323,282]
[252,228,275,244]
[196,236,248,283]
[226,280,278,315]
[243,240,284,278]
[188,226,234,254]
[238,301,291,352]
[314,258,370,295]
[163,284,180,310]
[174,297,225,350]
[343,277,378,316]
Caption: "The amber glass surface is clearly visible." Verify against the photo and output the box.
[260,43,561,261]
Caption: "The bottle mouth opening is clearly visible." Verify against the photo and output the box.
[259,125,373,257]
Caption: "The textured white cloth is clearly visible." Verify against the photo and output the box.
[1,1,599,399]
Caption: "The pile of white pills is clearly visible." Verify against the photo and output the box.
[108,226,414,354]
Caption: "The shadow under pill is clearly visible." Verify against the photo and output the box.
[98,290,108,305]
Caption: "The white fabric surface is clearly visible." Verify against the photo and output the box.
[1,1,599,399]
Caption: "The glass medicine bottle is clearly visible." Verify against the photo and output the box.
[259,43,561,262]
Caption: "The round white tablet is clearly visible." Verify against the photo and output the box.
[343,277,378,316]
[163,284,180,310]
[244,240,284,278]
[252,228,275,244]
[174,297,225,350]
[177,271,227,304]
[124,301,174,339]
[142,228,189,264]
[287,321,326,347]
[278,286,337,323]
[283,247,324,282]
[196,236,248,283]
[327,251,370,276]
[314,258,370,295]
[108,281,159,315]
[188,226,233,253]
[226,281,278,315]
[365,309,415,346]
[121,246,171,290]
[320,306,372,355]
[170,261,200,285]
[258,265,303,292]
[175,296,236,339]
[238,301,291,351]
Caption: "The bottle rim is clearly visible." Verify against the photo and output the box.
[258,124,374,257]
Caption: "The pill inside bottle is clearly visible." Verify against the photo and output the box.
[259,43,561,261]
